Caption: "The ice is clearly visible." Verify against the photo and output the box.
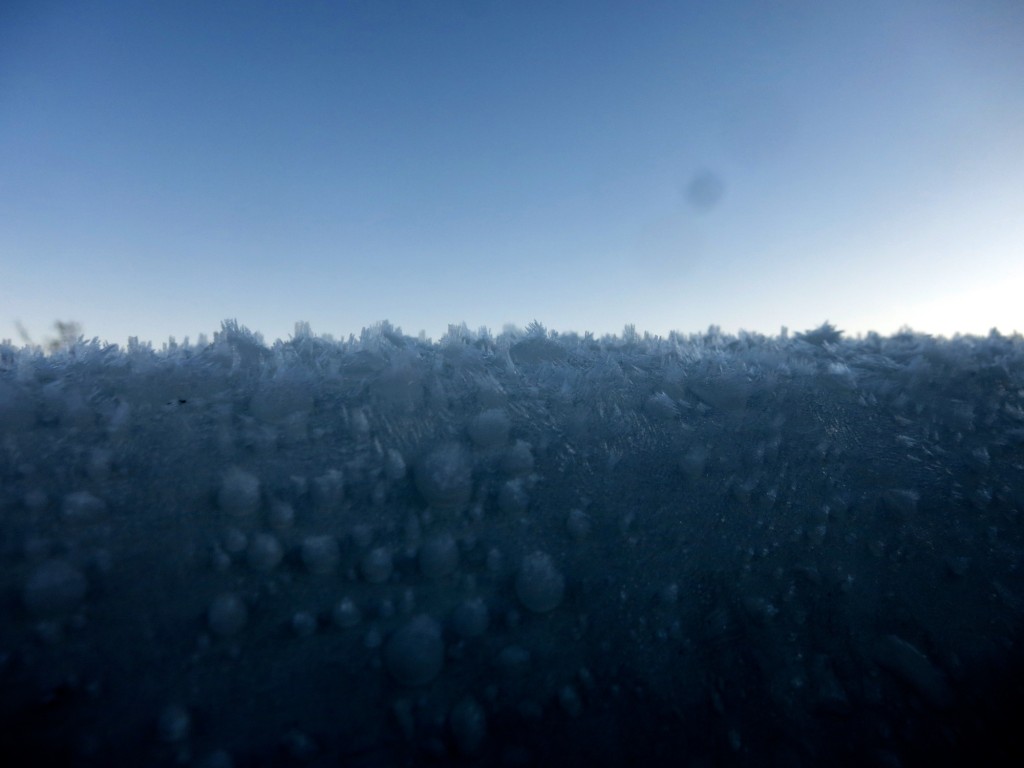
[217,468,261,517]
[360,546,394,584]
[300,535,340,575]
[514,551,566,613]
[418,532,460,579]
[2,321,1023,764]
[448,695,487,756]
[468,408,511,448]
[383,614,445,686]
[207,593,248,637]
[873,635,954,710]
[451,597,489,639]
[157,704,191,743]
[332,597,362,628]
[246,533,283,572]
[501,440,535,475]
[414,443,473,509]
[61,491,107,522]
[565,508,592,540]
[22,559,87,617]
[291,611,317,637]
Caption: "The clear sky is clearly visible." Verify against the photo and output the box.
[2,0,1022,346]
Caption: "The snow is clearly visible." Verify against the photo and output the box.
[1,320,1023,764]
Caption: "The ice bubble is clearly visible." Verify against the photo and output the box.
[501,440,534,476]
[415,443,472,509]
[222,527,247,555]
[301,535,340,575]
[267,501,295,531]
[384,614,445,686]
[23,559,87,617]
[485,547,505,575]
[211,546,231,572]
[291,611,317,636]
[247,533,283,571]
[515,551,565,613]
[452,597,489,639]
[497,644,530,671]
[364,625,384,649]
[361,546,393,584]
[498,479,529,514]
[468,408,510,448]
[332,597,362,628]
[566,509,592,540]
[61,491,107,522]
[208,593,247,636]
[376,598,396,620]
[449,695,487,755]
[158,704,191,743]
[559,685,583,717]
[311,469,344,510]
[218,468,261,517]
[419,533,460,579]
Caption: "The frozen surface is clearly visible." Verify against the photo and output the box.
[1,320,1023,765]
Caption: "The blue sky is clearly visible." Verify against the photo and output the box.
[2,0,1022,345]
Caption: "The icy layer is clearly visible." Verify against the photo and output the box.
[1,320,1023,765]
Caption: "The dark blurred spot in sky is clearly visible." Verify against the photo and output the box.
[684,170,725,212]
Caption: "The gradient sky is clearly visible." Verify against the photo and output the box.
[2,0,1022,346]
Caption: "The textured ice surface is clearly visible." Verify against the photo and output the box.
[1,321,1023,765]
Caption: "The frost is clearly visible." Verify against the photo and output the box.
[2,320,1022,762]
